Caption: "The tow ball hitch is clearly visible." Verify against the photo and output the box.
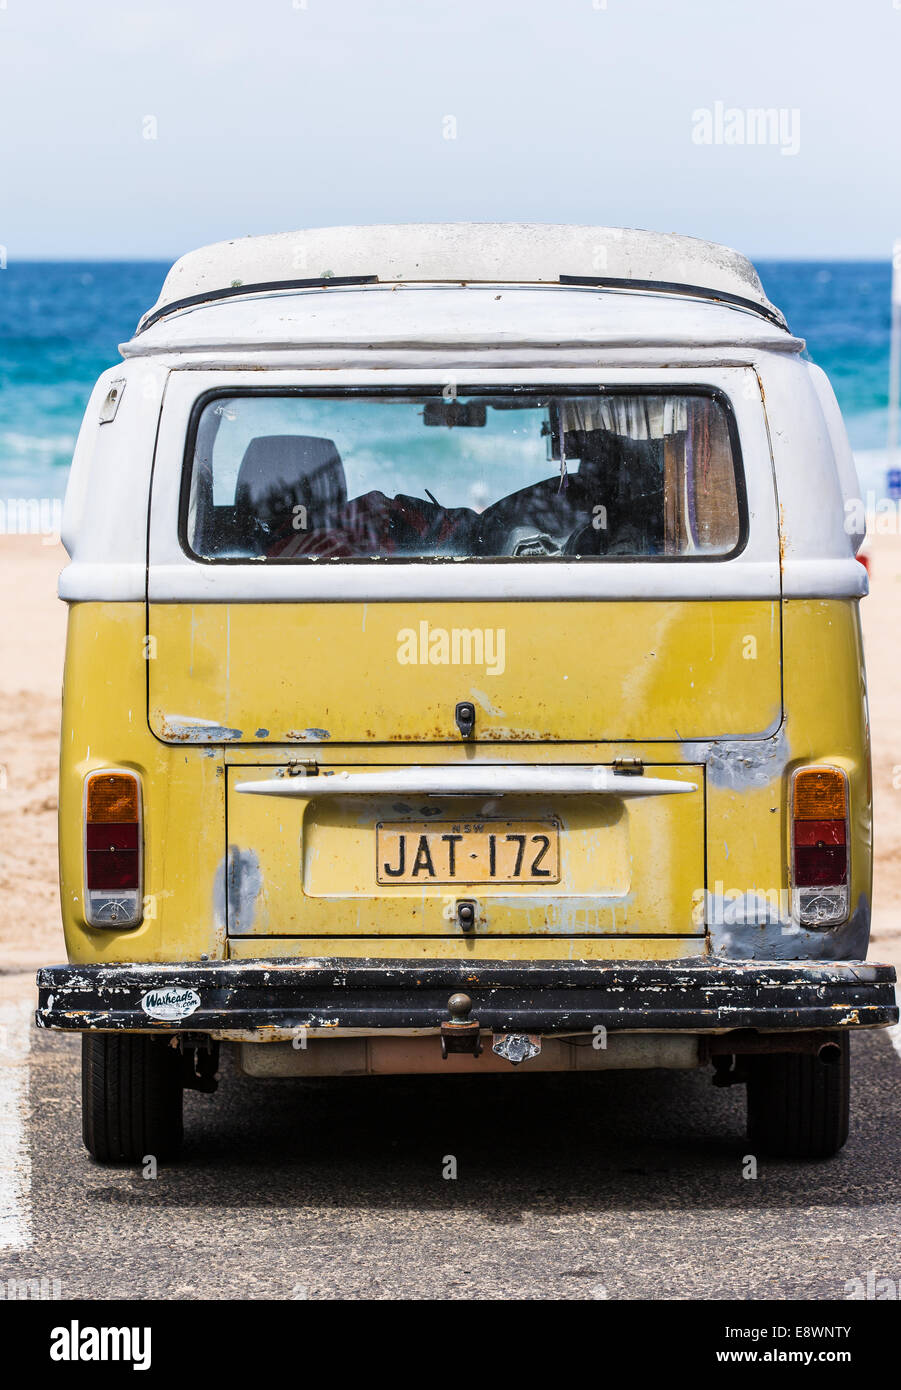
[440,993,483,1059]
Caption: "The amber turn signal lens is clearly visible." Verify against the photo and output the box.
[86,772,139,824]
[793,767,847,821]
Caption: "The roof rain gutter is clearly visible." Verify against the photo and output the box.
[559,275,789,331]
[135,272,788,338]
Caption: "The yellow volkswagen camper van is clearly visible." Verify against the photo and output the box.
[38,224,898,1162]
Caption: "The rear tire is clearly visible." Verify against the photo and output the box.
[746,1034,850,1159]
[82,1033,184,1163]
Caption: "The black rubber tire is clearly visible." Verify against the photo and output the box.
[746,1034,850,1159]
[82,1033,184,1163]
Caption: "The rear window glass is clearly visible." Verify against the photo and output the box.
[183,391,743,562]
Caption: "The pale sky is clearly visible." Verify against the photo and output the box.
[1,0,899,260]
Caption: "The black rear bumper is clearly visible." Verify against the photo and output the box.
[35,958,898,1036]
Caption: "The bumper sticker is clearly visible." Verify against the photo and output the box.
[140,987,201,1021]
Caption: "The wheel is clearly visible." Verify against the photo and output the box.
[746,1034,850,1159]
[82,1033,184,1163]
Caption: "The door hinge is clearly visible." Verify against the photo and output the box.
[284,758,319,777]
[612,757,644,776]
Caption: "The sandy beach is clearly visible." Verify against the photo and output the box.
[1,533,899,972]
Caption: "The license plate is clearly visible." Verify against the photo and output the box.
[376,819,560,884]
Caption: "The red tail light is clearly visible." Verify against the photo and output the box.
[84,771,143,927]
[791,767,849,926]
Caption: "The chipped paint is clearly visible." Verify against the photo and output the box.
[226,847,262,933]
[469,689,507,719]
[157,713,243,742]
[35,958,900,1037]
[682,723,788,790]
[711,894,871,961]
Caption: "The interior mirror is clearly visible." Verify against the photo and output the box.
[423,401,487,427]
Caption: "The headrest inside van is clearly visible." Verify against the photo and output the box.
[235,434,348,517]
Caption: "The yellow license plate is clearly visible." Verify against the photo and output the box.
[376,819,560,885]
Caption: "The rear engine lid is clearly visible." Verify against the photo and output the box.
[224,760,705,939]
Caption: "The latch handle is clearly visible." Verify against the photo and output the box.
[455,702,476,739]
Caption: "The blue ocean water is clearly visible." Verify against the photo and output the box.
[757,261,893,495]
[0,259,893,501]
[0,262,169,498]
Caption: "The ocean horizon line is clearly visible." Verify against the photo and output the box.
[1,254,896,267]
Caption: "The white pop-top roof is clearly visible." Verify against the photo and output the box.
[122,283,800,360]
[138,223,784,332]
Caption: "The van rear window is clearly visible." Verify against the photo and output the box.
[182,391,743,562]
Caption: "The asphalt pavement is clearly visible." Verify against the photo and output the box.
[1,971,899,1301]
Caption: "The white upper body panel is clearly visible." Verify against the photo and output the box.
[59,235,865,605]
[141,363,781,604]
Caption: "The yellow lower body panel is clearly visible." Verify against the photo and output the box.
[227,936,706,961]
[57,598,871,968]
